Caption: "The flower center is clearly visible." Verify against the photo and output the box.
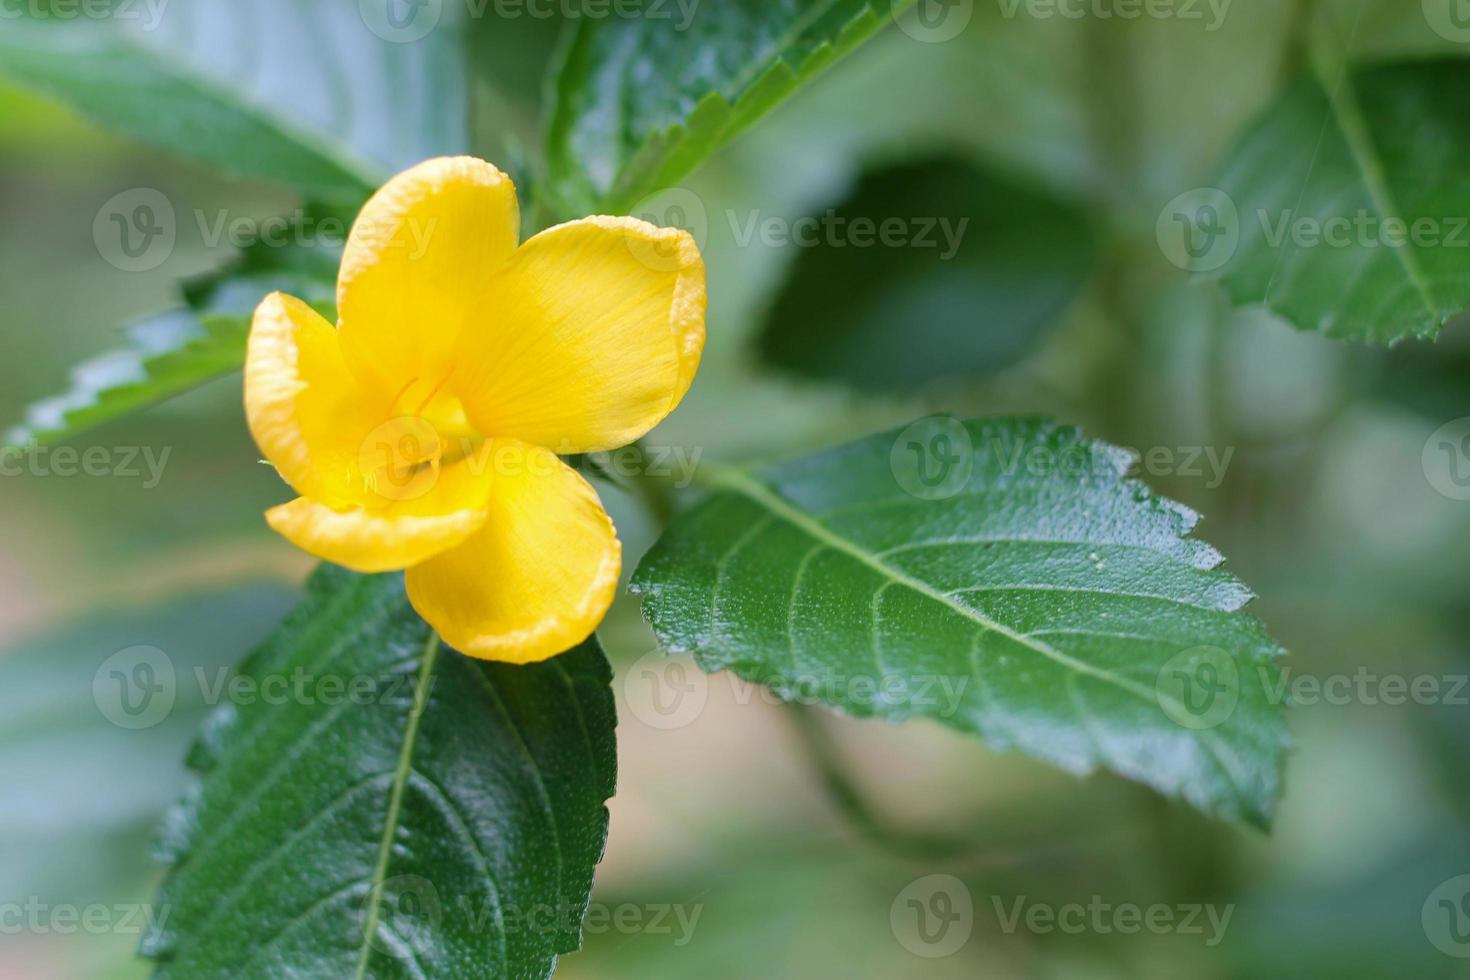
[356,371,485,507]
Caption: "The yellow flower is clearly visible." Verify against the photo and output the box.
[244,157,705,663]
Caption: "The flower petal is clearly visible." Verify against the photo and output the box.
[453,215,706,453]
[266,495,488,574]
[261,455,496,575]
[405,441,621,663]
[244,292,386,507]
[337,156,520,406]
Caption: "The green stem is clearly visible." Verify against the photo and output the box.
[620,439,678,525]
[782,703,987,863]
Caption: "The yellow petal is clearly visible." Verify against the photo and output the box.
[405,441,622,663]
[263,433,500,571]
[244,292,386,507]
[453,215,706,454]
[337,156,520,408]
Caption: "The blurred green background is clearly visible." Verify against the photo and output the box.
[4,3,1470,978]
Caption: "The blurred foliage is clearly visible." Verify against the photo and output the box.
[756,153,1095,388]
[1,1,1469,978]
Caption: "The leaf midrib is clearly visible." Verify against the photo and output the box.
[1304,52,1439,317]
[352,631,442,980]
[712,468,1173,710]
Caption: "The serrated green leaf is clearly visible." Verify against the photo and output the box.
[545,0,913,215]
[4,268,332,449]
[757,154,1095,390]
[1210,58,1470,344]
[144,565,617,979]
[633,417,1288,827]
[0,0,467,200]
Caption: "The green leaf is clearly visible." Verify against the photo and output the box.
[633,417,1287,827]
[0,1,467,200]
[756,154,1095,389]
[143,565,617,979]
[4,268,332,449]
[545,0,913,214]
[1209,58,1470,344]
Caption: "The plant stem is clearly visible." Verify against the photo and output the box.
[781,702,987,863]
[619,439,678,525]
